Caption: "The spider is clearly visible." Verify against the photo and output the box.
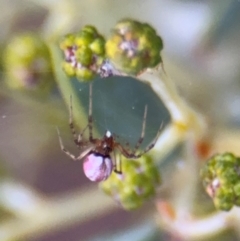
[57,84,162,182]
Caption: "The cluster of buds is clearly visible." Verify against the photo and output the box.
[100,155,161,210]
[3,33,52,92]
[106,19,163,75]
[60,26,106,81]
[200,152,240,211]
[60,19,164,81]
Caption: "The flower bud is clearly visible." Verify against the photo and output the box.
[201,153,240,211]
[106,19,163,75]
[100,155,161,210]
[3,33,53,93]
[60,26,106,82]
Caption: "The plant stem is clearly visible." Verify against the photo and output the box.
[0,180,116,241]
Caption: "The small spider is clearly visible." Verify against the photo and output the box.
[57,84,162,182]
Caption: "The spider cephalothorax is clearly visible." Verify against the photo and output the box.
[93,130,114,155]
[57,84,162,182]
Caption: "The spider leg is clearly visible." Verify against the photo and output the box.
[113,152,122,174]
[132,105,148,154]
[56,127,78,161]
[77,124,89,143]
[69,95,80,146]
[116,144,137,159]
[69,95,90,147]
[134,122,163,157]
[114,105,149,159]
[115,134,131,151]
[117,122,163,159]
[88,83,93,141]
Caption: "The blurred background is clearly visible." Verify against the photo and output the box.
[0,0,240,240]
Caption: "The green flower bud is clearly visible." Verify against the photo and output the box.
[100,155,161,210]
[214,187,234,211]
[75,47,93,66]
[106,19,163,75]
[60,34,75,50]
[75,33,94,47]
[59,25,106,82]
[62,62,75,76]
[81,25,98,35]
[76,68,95,81]
[3,33,53,93]
[233,182,240,196]
[200,153,240,211]
[90,38,105,55]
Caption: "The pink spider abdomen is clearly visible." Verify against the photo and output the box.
[83,153,113,182]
